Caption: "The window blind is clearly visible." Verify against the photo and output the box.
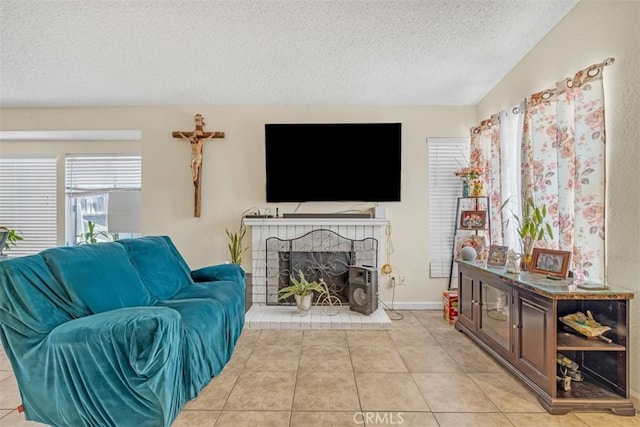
[65,155,142,195]
[0,156,57,256]
[427,137,470,277]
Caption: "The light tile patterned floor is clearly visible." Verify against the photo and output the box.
[0,310,638,426]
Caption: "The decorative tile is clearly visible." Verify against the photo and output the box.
[171,410,219,427]
[395,345,463,373]
[224,371,296,411]
[413,373,500,413]
[213,410,290,427]
[433,412,513,426]
[293,371,360,412]
[469,373,544,412]
[355,372,429,412]
[350,345,408,373]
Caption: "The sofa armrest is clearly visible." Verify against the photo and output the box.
[47,306,183,376]
[14,306,185,427]
[191,263,245,285]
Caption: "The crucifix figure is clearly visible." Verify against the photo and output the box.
[172,114,225,217]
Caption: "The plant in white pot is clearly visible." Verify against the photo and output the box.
[278,270,327,315]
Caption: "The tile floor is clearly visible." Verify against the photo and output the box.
[1,310,638,426]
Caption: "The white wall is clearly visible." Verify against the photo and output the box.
[477,0,640,403]
[0,105,476,306]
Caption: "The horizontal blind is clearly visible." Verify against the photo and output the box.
[427,137,469,277]
[0,157,57,256]
[65,155,141,195]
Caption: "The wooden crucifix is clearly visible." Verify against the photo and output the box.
[172,114,225,217]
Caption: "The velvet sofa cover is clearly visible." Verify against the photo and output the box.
[0,235,245,427]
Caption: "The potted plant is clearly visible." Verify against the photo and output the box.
[278,270,327,314]
[78,221,113,244]
[0,227,24,257]
[500,196,554,270]
[225,226,247,266]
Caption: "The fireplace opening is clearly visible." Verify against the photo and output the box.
[266,229,377,306]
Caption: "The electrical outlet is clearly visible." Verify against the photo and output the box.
[391,275,405,286]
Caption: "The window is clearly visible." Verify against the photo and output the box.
[427,137,470,278]
[0,156,57,256]
[65,155,141,245]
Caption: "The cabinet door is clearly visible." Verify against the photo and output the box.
[515,290,554,391]
[457,270,477,331]
[478,277,512,359]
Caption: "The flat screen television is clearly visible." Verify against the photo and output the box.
[265,123,401,203]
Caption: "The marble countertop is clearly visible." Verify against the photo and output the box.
[457,260,635,300]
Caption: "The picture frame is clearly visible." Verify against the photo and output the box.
[459,210,486,229]
[530,248,572,278]
[487,245,509,267]
[455,234,486,260]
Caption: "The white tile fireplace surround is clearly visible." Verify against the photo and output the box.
[243,217,391,329]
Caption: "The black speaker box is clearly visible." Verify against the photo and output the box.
[348,265,378,315]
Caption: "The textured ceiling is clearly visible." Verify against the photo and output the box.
[0,0,577,107]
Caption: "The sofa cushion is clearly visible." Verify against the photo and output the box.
[169,281,245,360]
[155,298,228,399]
[42,243,156,314]
[118,236,193,300]
[0,255,85,335]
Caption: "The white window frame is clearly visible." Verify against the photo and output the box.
[65,155,142,245]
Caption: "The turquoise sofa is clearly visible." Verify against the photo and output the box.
[0,235,245,427]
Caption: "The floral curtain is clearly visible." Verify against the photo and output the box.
[469,114,503,245]
[521,62,607,281]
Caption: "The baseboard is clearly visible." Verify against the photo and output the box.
[379,301,442,310]
[631,390,639,413]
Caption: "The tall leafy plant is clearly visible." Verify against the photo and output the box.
[226,226,247,265]
[500,197,554,267]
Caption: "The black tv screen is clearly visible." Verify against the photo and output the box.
[265,123,401,202]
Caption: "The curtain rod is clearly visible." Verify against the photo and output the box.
[510,57,614,115]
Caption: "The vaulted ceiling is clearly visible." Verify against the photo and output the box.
[0,0,578,107]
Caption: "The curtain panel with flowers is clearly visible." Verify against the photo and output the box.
[521,62,607,282]
[469,114,503,245]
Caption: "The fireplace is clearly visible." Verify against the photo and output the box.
[265,229,377,306]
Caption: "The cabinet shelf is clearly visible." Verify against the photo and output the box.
[557,332,625,351]
[556,376,623,400]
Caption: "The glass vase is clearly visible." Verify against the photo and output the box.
[462,178,470,197]
[520,237,534,271]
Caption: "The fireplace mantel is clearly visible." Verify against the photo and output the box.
[243,217,389,304]
[243,218,389,227]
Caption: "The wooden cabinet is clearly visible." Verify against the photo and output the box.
[457,271,477,331]
[455,261,635,416]
[514,290,554,392]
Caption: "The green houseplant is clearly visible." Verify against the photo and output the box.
[79,221,113,244]
[278,270,327,314]
[0,227,23,256]
[500,196,554,270]
[225,226,247,265]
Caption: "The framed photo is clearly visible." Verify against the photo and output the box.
[455,234,486,260]
[459,210,486,229]
[487,245,509,267]
[530,248,572,278]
